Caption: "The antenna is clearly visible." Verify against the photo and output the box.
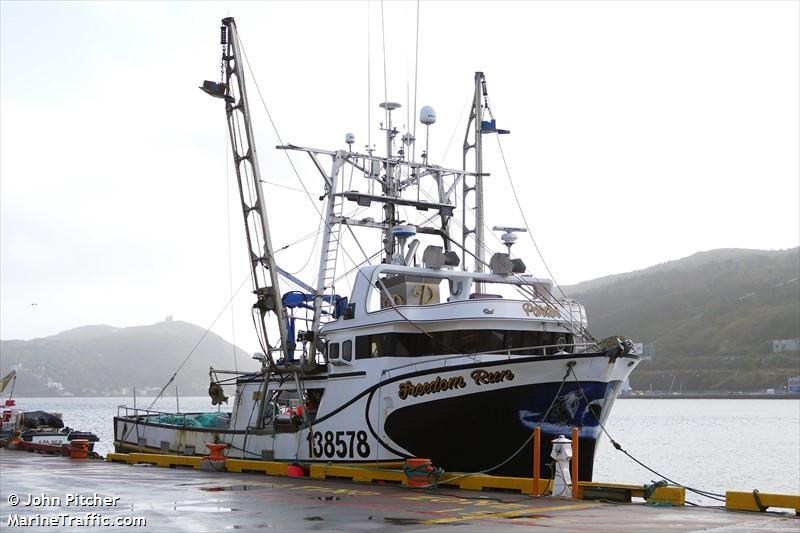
[401,133,415,162]
[492,226,527,255]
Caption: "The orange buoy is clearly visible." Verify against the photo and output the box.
[70,439,89,459]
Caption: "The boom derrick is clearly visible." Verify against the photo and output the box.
[201,19,320,380]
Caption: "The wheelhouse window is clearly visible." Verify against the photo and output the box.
[328,343,340,360]
[355,330,573,358]
[342,340,352,361]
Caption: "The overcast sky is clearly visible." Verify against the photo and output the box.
[1,1,798,357]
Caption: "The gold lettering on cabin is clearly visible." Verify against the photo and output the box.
[397,376,467,400]
[411,284,435,304]
[470,369,515,385]
[522,302,560,318]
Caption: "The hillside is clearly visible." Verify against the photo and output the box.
[1,249,798,395]
[565,248,800,391]
[0,320,255,397]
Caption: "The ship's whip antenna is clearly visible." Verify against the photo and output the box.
[366,1,372,158]
[380,0,389,130]
[411,0,420,164]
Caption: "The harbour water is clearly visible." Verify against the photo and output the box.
[8,396,799,505]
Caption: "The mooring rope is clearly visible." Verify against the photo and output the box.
[567,365,726,502]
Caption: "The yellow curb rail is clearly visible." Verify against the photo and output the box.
[725,491,800,514]
[310,464,407,484]
[114,452,800,515]
[225,459,289,476]
[106,452,203,469]
[578,481,685,506]
[439,473,538,494]
[310,464,549,494]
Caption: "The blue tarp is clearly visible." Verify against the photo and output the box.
[152,412,230,429]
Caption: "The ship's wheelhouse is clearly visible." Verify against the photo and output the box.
[322,264,586,362]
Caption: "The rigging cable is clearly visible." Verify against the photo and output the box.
[284,216,324,276]
[494,133,568,299]
[260,179,311,194]
[441,96,472,163]
[144,271,252,412]
[411,174,594,343]
[240,38,376,304]
[567,365,726,503]
[431,126,594,339]
[237,34,325,224]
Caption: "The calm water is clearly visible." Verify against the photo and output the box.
[7,396,799,505]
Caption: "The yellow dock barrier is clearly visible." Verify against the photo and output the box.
[106,452,202,469]
[439,473,538,494]
[105,452,722,510]
[579,482,685,506]
[725,491,800,514]
[225,459,289,476]
[310,463,552,494]
[311,464,407,484]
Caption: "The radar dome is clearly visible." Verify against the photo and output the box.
[420,106,436,125]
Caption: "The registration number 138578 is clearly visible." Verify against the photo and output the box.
[306,430,370,458]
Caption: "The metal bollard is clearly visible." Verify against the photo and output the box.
[550,434,573,498]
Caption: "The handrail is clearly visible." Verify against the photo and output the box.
[380,342,598,377]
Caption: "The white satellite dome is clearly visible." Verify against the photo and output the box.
[419,105,436,125]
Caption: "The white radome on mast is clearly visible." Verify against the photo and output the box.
[419,105,436,163]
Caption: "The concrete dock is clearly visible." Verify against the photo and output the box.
[0,449,796,532]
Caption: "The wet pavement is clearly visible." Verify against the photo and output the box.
[0,449,797,532]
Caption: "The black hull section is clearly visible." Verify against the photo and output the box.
[384,380,622,481]
[20,430,99,444]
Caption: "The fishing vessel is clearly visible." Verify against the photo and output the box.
[0,370,99,455]
[114,17,639,480]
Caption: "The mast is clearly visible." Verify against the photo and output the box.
[380,101,401,262]
[472,72,486,276]
[202,18,289,369]
[463,72,487,286]
[462,72,509,284]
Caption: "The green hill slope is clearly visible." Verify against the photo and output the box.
[565,248,800,391]
[0,320,255,397]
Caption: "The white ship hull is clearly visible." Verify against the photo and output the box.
[115,350,637,479]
